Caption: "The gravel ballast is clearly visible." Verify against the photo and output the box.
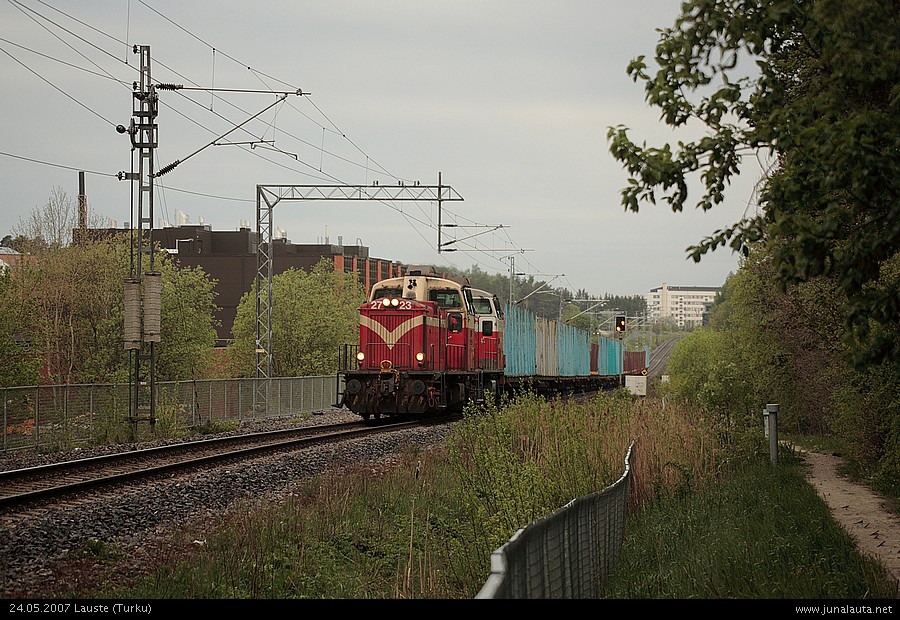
[0,409,455,598]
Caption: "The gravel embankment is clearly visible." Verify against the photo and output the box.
[0,409,455,598]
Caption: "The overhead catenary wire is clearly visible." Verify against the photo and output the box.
[132,2,456,238]
[155,92,291,177]
[136,0,396,178]
[0,36,129,84]
[0,45,118,128]
[10,0,125,68]
[3,1,602,300]
[7,3,428,218]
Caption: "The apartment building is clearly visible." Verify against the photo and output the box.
[646,282,720,327]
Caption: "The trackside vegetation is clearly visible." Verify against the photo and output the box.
[68,389,896,600]
[226,258,366,378]
[0,231,219,385]
[602,451,897,598]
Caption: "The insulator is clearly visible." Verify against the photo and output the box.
[155,160,180,177]
[142,272,162,343]
[156,83,183,90]
[123,279,141,349]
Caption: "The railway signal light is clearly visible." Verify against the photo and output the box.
[615,316,626,333]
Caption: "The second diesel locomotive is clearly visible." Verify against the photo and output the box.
[337,266,631,420]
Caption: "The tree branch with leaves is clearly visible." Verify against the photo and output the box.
[607,0,899,368]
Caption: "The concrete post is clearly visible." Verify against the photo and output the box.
[766,403,779,465]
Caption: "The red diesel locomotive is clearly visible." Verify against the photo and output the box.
[338,266,505,419]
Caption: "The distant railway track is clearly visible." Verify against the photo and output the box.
[647,337,680,379]
[0,417,448,516]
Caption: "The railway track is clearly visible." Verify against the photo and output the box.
[0,418,438,514]
[647,337,680,379]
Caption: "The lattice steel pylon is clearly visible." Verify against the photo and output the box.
[119,45,160,439]
[253,178,463,412]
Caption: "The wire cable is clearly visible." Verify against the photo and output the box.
[7,1,584,296]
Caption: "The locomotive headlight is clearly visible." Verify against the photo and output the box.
[415,352,425,362]
[356,351,365,362]
[381,298,391,307]
[391,298,399,307]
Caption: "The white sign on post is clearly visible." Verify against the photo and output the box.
[625,375,647,396]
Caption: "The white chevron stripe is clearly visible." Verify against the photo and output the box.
[360,315,424,350]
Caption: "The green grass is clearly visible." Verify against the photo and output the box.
[602,454,898,599]
[782,434,845,457]
[69,392,897,600]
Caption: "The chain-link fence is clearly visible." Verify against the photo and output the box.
[1,376,339,454]
[476,441,635,599]
[4,379,634,599]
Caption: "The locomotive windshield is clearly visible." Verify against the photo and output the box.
[371,287,402,300]
[429,289,462,310]
[472,298,493,314]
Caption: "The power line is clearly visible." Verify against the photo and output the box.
[0,36,128,83]
[4,3,600,298]
[0,45,118,127]
[0,151,116,177]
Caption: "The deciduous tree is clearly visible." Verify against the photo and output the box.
[5,233,218,384]
[12,185,107,252]
[0,270,41,387]
[608,0,899,368]
[228,259,366,377]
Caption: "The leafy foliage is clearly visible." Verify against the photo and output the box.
[607,0,899,369]
[677,241,900,493]
[1,233,219,385]
[155,263,220,381]
[228,258,366,377]
[706,250,843,434]
[665,328,757,430]
[831,362,900,491]
[0,270,41,387]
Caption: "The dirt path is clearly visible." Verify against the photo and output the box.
[800,449,900,588]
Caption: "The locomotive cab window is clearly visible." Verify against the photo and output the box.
[372,288,402,300]
[482,320,493,336]
[448,312,463,333]
[430,289,462,310]
[473,298,493,314]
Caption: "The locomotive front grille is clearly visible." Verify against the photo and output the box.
[361,342,412,368]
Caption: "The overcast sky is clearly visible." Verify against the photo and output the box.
[0,1,766,297]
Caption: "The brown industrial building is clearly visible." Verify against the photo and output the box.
[86,224,404,347]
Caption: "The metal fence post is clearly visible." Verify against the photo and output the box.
[64,385,68,438]
[766,403,779,465]
[33,386,39,450]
